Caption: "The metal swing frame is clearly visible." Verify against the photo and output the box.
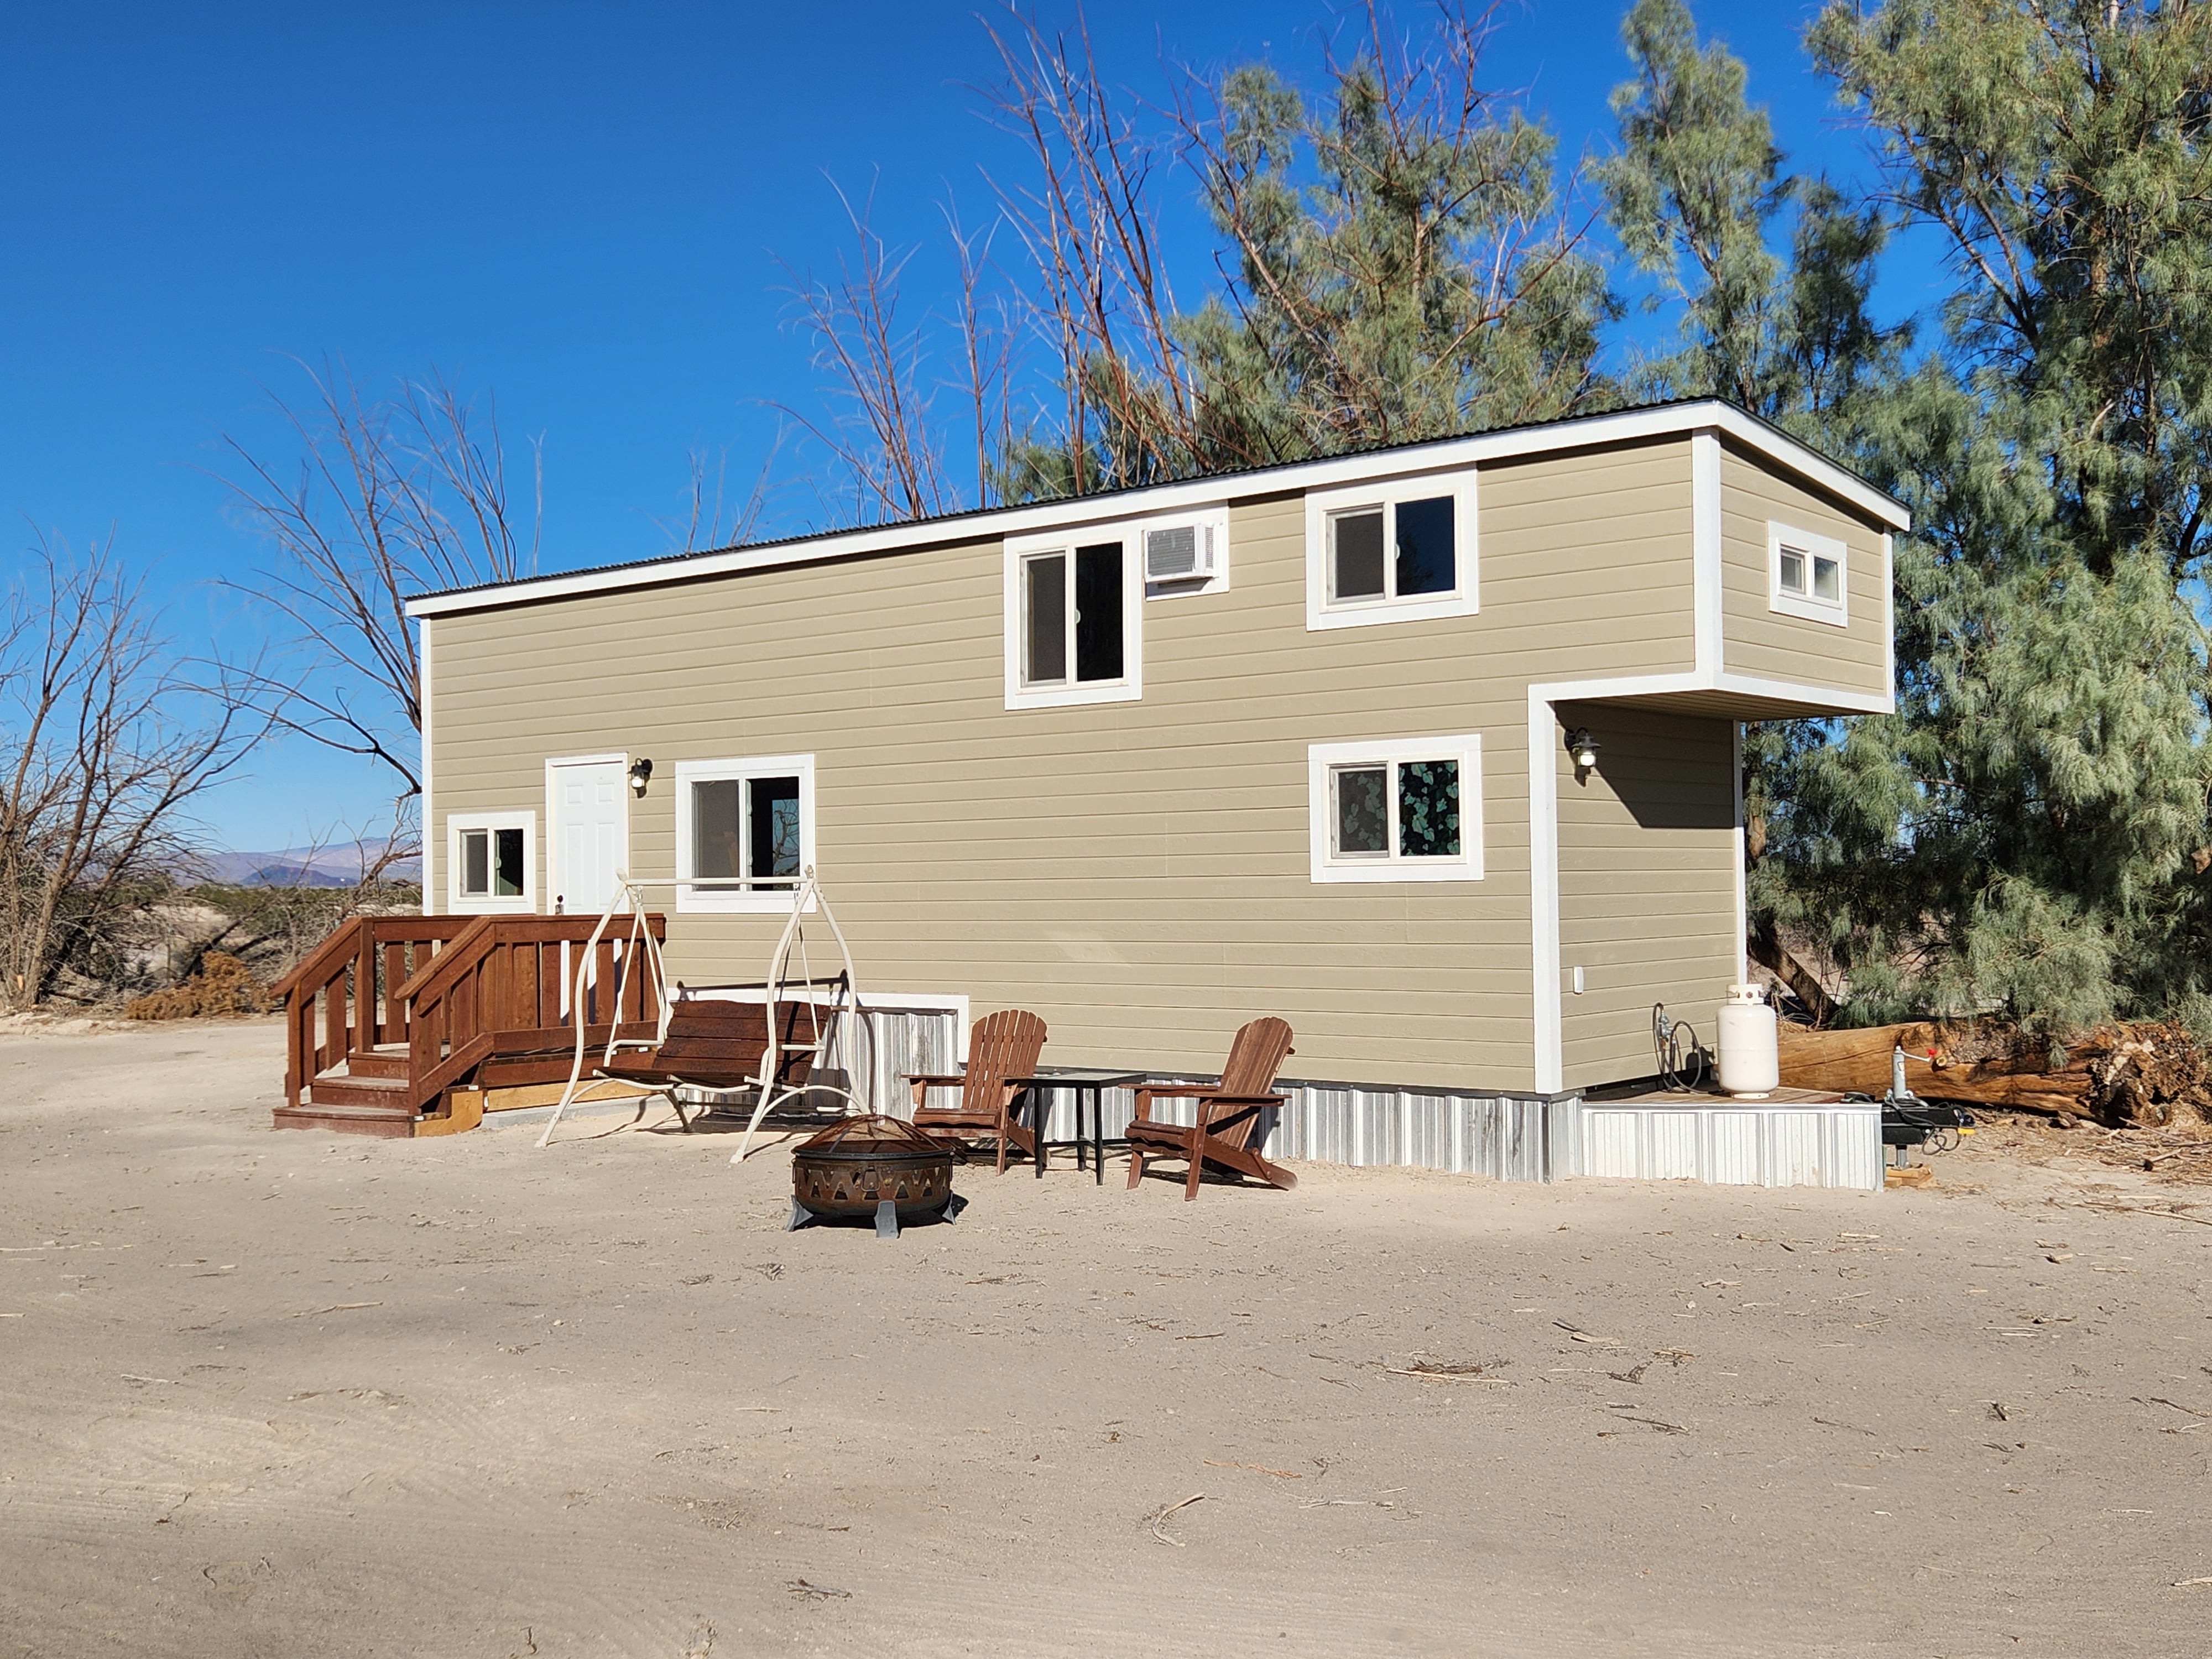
[536,866,875,1156]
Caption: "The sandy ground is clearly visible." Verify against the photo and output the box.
[2,1020,2209,1658]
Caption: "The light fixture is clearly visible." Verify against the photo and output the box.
[1567,728,1600,771]
[627,757,654,797]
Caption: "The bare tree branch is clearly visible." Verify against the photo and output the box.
[212,358,534,838]
[0,534,268,1009]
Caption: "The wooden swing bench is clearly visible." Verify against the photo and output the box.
[597,992,820,1118]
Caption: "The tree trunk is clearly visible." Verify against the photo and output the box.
[1747,918,1839,1026]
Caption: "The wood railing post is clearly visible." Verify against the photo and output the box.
[380,939,405,1046]
[349,922,374,1063]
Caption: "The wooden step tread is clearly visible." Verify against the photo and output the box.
[308,1075,411,1109]
[273,1100,418,1138]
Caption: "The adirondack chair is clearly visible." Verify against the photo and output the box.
[598,995,817,1122]
[906,1009,1048,1173]
[1125,1018,1297,1201]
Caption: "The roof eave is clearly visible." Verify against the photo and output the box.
[405,398,1910,620]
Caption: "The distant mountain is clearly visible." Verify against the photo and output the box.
[197,841,422,888]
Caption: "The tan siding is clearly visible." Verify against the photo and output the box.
[1555,703,1738,1088]
[1719,441,1890,695]
[1479,440,1697,678]
[428,437,1702,1093]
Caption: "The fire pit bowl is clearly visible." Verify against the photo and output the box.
[787,1115,957,1237]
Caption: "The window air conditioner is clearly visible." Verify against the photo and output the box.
[1144,523,1215,583]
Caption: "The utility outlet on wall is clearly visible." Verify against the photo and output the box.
[1571,965,1586,995]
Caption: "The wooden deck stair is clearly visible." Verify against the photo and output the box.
[274,915,668,1137]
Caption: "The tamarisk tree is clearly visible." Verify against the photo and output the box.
[1768,0,2212,1031]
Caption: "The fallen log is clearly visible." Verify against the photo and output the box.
[1776,1022,2095,1117]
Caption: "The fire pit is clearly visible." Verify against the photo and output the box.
[786,1115,958,1237]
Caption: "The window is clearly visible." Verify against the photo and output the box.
[1004,527,1143,708]
[1768,521,1849,626]
[1305,474,1478,630]
[1307,736,1484,884]
[446,811,535,913]
[1025,542,1123,686]
[675,755,816,913]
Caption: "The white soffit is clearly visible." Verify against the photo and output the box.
[406,400,1911,619]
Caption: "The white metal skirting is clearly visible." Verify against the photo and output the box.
[699,1007,1880,1191]
[1564,1101,1884,1191]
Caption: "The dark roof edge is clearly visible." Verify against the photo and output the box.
[407,397,1909,617]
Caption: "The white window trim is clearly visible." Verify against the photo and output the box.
[446,810,537,914]
[675,754,818,915]
[1138,502,1232,600]
[1003,524,1146,709]
[1767,520,1849,627]
[1307,735,1484,884]
[1305,471,1479,632]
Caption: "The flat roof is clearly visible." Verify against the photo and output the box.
[407,396,1910,619]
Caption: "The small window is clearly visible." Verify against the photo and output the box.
[1307,476,1478,631]
[1308,737,1483,883]
[446,811,535,913]
[676,756,816,913]
[1329,758,1463,862]
[1768,521,1849,625]
[1005,527,1143,709]
[1023,542,1124,687]
[1327,495,1457,605]
[459,826,525,898]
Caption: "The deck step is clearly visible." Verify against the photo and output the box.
[306,1073,413,1109]
[272,1099,418,1138]
[347,1051,410,1081]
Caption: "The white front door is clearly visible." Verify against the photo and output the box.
[547,757,628,916]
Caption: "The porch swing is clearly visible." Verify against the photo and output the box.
[536,865,877,1155]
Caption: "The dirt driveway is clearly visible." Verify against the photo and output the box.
[2,1019,2208,1657]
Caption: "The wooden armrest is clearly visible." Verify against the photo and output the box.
[1132,1084,1287,1125]
[1134,1087,1285,1106]
[904,1073,967,1087]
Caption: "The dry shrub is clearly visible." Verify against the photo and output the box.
[124,952,273,1021]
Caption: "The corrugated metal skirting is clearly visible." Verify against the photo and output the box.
[730,1008,1881,1192]
[1566,1100,1884,1191]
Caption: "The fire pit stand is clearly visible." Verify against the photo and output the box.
[786,1114,961,1239]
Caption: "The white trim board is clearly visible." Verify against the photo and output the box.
[419,616,435,916]
[406,401,1910,620]
[1732,721,1749,986]
[1692,430,1724,674]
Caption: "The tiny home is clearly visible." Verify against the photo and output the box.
[406,399,1905,1185]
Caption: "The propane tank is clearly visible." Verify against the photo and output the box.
[1716,983,1780,1099]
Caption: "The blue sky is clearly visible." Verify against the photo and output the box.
[0,0,1925,853]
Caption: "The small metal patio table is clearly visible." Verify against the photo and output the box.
[1009,1068,1150,1183]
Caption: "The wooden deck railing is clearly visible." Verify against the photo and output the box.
[393,915,669,1113]
[273,916,477,1111]
[276,914,669,1117]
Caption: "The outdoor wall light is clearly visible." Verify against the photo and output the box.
[627,757,654,797]
[1567,728,1600,771]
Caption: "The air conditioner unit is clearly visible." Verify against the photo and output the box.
[1144,523,1215,583]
